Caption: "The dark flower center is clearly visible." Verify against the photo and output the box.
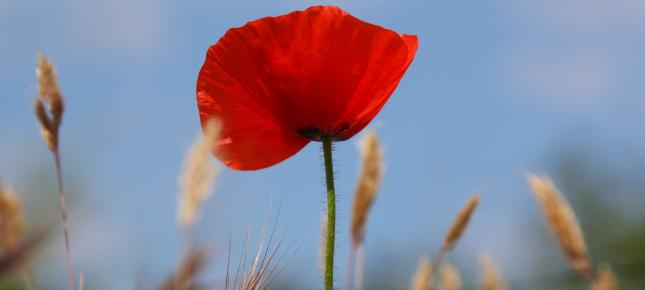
[297,123,350,141]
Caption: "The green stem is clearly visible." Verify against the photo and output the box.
[322,137,336,290]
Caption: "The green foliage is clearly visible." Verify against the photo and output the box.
[0,275,24,290]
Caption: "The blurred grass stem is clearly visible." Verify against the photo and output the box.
[20,264,38,290]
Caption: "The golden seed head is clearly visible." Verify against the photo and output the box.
[410,256,432,290]
[479,252,506,290]
[350,131,384,247]
[439,263,462,290]
[0,185,24,250]
[442,194,480,252]
[34,52,65,151]
[527,173,592,279]
[177,119,220,229]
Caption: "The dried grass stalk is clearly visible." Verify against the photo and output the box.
[593,264,616,290]
[439,263,461,290]
[319,213,327,277]
[350,131,383,247]
[478,252,506,290]
[0,185,24,250]
[177,119,220,229]
[527,174,592,279]
[79,274,85,290]
[442,194,480,252]
[410,257,432,290]
[35,52,64,152]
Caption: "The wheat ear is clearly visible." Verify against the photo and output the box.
[177,119,220,230]
[527,174,593,280]
[436,194,480,269]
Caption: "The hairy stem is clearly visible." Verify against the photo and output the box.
[53,150,75,290]
[322,137,336,290]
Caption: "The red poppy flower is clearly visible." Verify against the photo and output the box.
[197,6,418,170]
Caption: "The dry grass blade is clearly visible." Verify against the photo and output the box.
[350,131,383,247]
[177,119,220,230]
[527,174,593,280]
[158,247,209,290]
[0,185,24,250]
[439,263,461,290]
[478,252,506,290]
[35,52,64,152]
[410,257,432,290]
[593,264,616,290]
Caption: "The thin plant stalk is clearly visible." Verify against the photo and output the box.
[434,251,447,276]
[54,150,75,290]
[321,137,336,290]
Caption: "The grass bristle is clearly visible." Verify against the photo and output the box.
[227,223,295,290]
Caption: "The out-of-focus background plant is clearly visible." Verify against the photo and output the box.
[1,0,645,289]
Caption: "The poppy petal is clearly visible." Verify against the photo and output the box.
[197,89,309,170]
[337,34,419,139]
[197,6,417,170]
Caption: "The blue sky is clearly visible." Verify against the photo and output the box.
[1,0,645,288]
